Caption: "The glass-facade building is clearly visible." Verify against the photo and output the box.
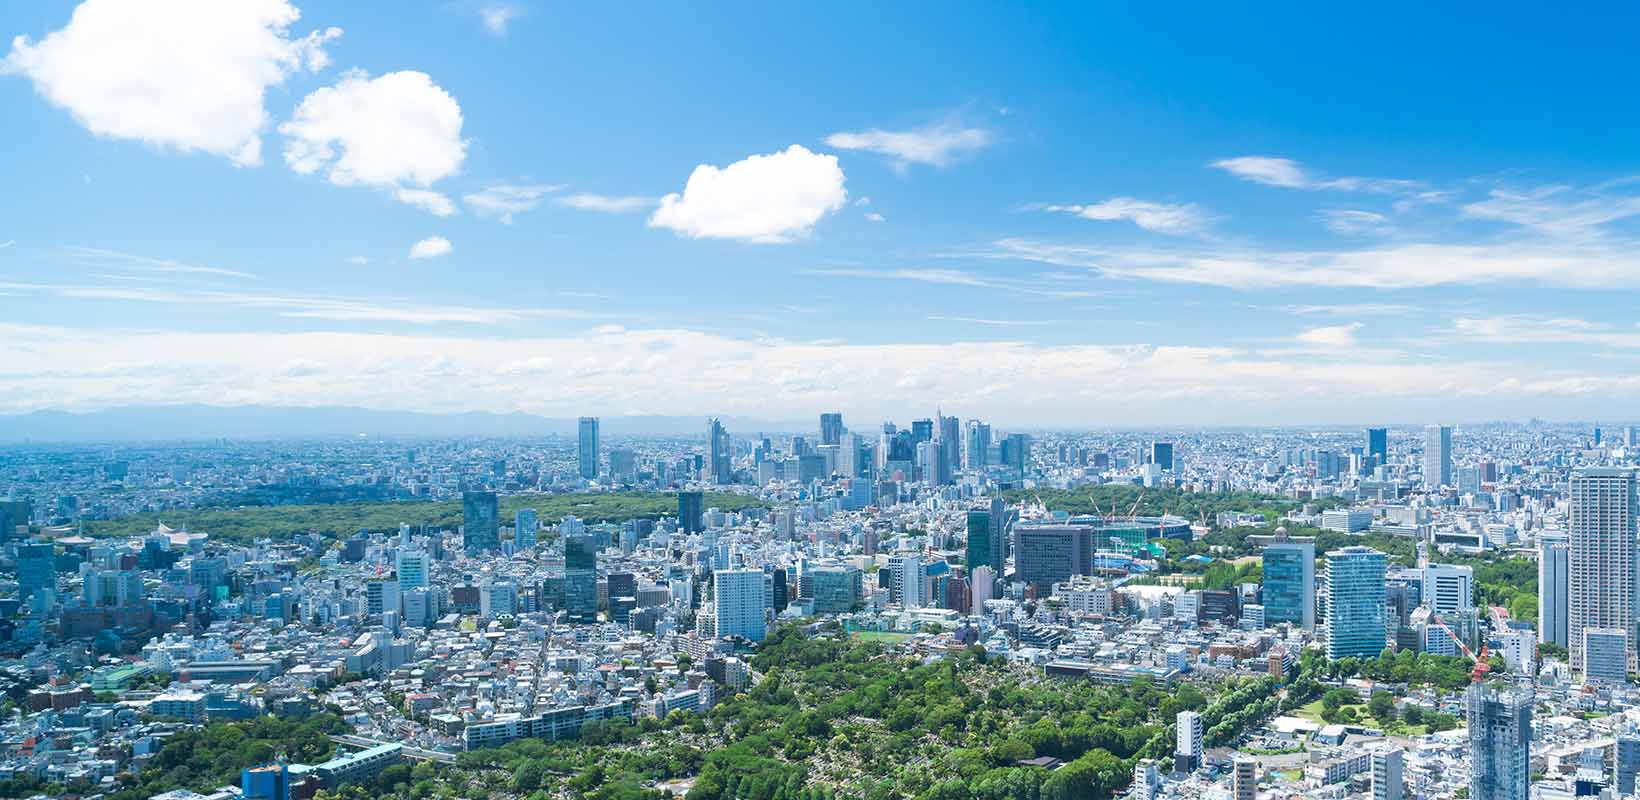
[1262,538,1315,630]
[1323,546,1387,660]
[564,532,598,623]
[1465,683,1531,800]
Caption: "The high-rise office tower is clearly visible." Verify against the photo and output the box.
[1000,433,1029,478]
[1323,546,1388,660]
[937,414,961,478]
[1150,441,1175,471]
[461,491,500,554]
[564,532,598,623]
[1262,533,1316,630]
[514,508,538,550]
[1232,758,1257,800]
[395,549,429,590]
[1367,427,1388,463]
[1423,424,1452,488]
[1538,532,1569,647]
[964,420,991,470]
[965,499,1009,575]
[1175,710,1203,772]
[1615,724,1640,795]
[819,412,844,446]
[1371,746,1404,800]
[707,417,732,484]
[1012,524,1093,590]
[887,553,926,608]
[577,417,600,479]
[1465,683,1531,800]
[1423,564,1473,614]
[677,490,704,534]
[15,541,54,602]
[713,568,768,640]
[910,418,933,442]
[1568,467,1637,674]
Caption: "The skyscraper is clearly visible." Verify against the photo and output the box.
[937,414,961,478]
[395,549,429,590]
[1323,545,1388,660]
[1367,427,1388,463]
[1423,424,1452,488]
[1465,683,1531,800]
[514,508,538,550]
[577,416,600,480]
[1422,564,1473,614]
[819,412,844,446]
[1150,441,1175,471]
[713,568,767,640]
[1012,524,1093,590]
[462,491,500,554]
[1262,534,1316,630]
[887,553,926,608]
[15,541,54,602]
[965,500,1009,575]
[564,532,598,623]
[706,417,732,484]
[1000,432,1029,478]
[677,490,704,534]
[964,420,991,470]
[1537,532,1569,648]
[1568,467,1637,674]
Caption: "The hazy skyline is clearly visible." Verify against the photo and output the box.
[6,2,1640,425]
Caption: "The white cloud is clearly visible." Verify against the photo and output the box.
[1042,198,1208,235]
[63,245,256,279]
[649,145,846,243]
[408,236,452,260]
[7,323,1640,424]
[988,238,1640,289]
[1317,209,1393,236]
[1285,303,1416,316]
[1294,322,1363,347]
[280,70,466,212]
[1210,156,1421,194]
[478,4,521,36]
[3,0,340,166]
[823,123,992,168]
[865,212,886,222]
[926,316,1057,327]
[804,267,1102,299]
[1461,186,1640,237]
[464,184,559,222]
[0,241,14,249]
[1450,315,1640,348]
[558,193,655,214]
[395,188,457,217]
[345,256,369,265]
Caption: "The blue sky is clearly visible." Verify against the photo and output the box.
[4,2,1640,426]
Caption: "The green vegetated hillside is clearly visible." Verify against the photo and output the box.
[1002,486,1333,525]
[79,491,764,544]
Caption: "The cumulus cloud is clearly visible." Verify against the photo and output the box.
[557,193,655,214]
[823,123,992,168]
[3,0,340,166]
[463,184,559,222]
[395,188,457,217]
[649,145,846,243]
[6,323,1640,424]
[408,236,452,260]
[280,70,466,212]
[1041,198,1208,235]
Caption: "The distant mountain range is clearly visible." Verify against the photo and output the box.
[0,405,811,443]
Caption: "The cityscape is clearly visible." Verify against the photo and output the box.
[6,3,1640,800]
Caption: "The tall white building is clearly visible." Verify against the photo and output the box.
[888,553,926,609]
[1538,532,1569,648]
[1175,710,1203,772]
[1568,468,1637,675]
[713,568,767,641]
[1423,564,1474,614]
[1423,424,1452,488]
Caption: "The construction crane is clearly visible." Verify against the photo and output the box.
[1427,611,1491,682]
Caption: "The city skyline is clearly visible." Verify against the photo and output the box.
[5,3,1640,424]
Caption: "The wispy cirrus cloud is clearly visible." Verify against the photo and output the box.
[63,245,257,279]
[1210,156,1423,194]
[1294,322,1364,347]
[1461,185,1640,237]
[463,184,561,223]
[558,193,656,213]
[823,122,992,169]
[1038,198,1209,235]
[803,267,1103,299]
[1449,315,1640,348]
